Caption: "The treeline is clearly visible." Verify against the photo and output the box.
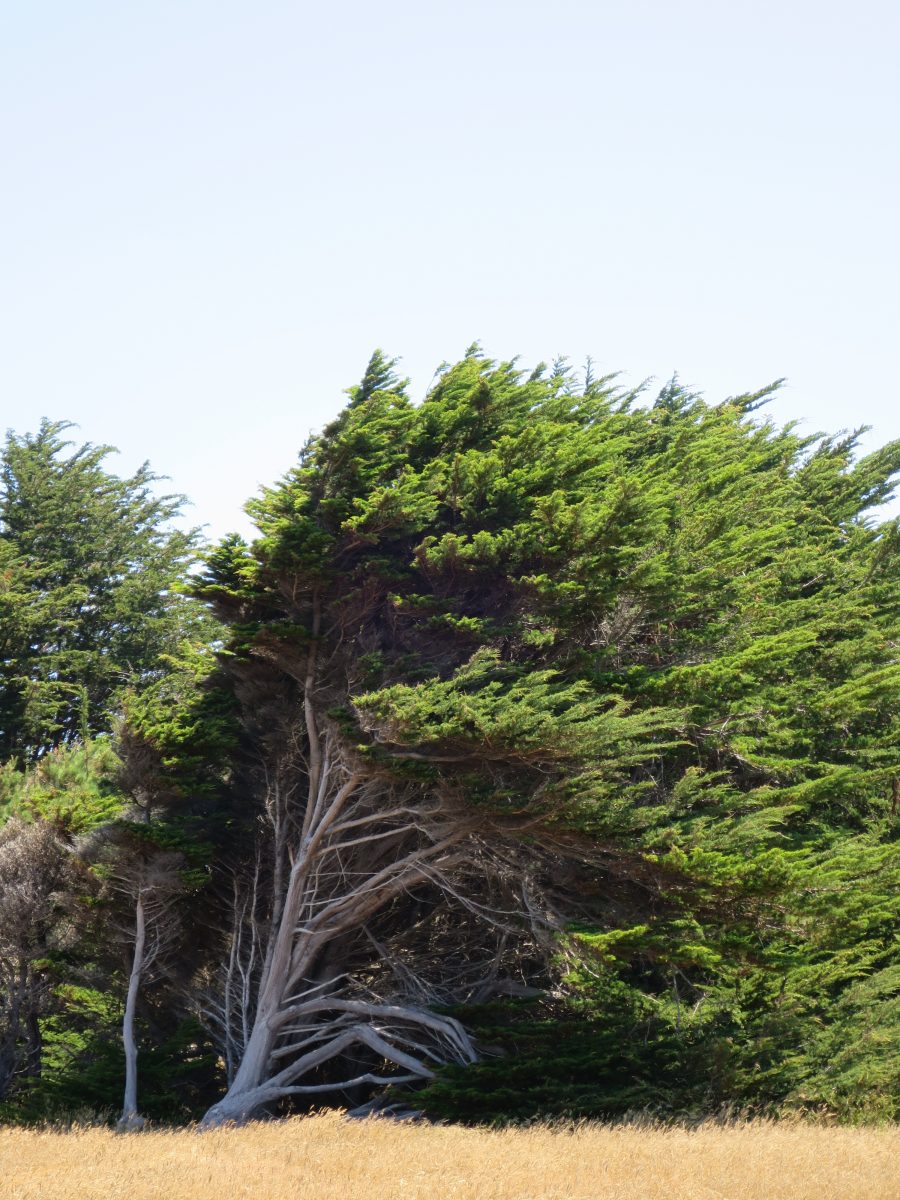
[1,352,898,1127]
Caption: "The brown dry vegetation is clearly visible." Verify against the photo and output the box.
[1,1113,897,1200]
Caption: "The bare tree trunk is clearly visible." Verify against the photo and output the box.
[118,890,147,1132]
[195,599,550,1128]
[198,727,477,1126]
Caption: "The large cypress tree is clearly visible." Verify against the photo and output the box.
[144,349,898,1123]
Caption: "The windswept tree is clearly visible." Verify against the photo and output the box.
[157,348,900,1126]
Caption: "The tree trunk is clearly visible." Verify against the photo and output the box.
[196,598,492,1127]
[118,890,147,1132]
[198,732,477,1126]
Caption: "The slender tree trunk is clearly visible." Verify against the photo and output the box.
[118,891,146,1131]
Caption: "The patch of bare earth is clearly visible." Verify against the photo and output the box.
[2,1112,897,1200]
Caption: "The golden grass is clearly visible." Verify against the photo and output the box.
[1,1112,897,1200]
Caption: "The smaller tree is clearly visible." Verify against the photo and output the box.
[92,836,188,1131]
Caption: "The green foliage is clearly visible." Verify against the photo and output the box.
[417,979,728,1123]
[119,640,239,804]
[195,348,899,1123]
[0,422,226,1122]
[0,740,125,833]
[0,420,212,761]
[0,985,221,1124]
[3,351,898,1125]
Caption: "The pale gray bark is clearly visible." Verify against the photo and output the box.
[118,890,146,1131]
[198,735,478,1125]
[101,853,184,1132]
[197,596,560,1128]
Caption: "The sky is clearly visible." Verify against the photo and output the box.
[2,0,898,542]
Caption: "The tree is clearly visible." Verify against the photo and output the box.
[0,420,208,761]
[94,844,187,1131]
[165,348,899,1125]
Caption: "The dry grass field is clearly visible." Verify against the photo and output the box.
[1,1112,897,1200]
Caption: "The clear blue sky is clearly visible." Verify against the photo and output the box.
[3,1,898,540]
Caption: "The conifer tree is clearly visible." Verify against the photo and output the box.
[0,420,206,761]
[175,349,899,1124]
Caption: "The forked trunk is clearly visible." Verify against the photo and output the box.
[198,600,483,1127]
[199,742,476,1124]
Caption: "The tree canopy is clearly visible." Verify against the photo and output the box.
[0,420,207,761]
[184,349,900,1123]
